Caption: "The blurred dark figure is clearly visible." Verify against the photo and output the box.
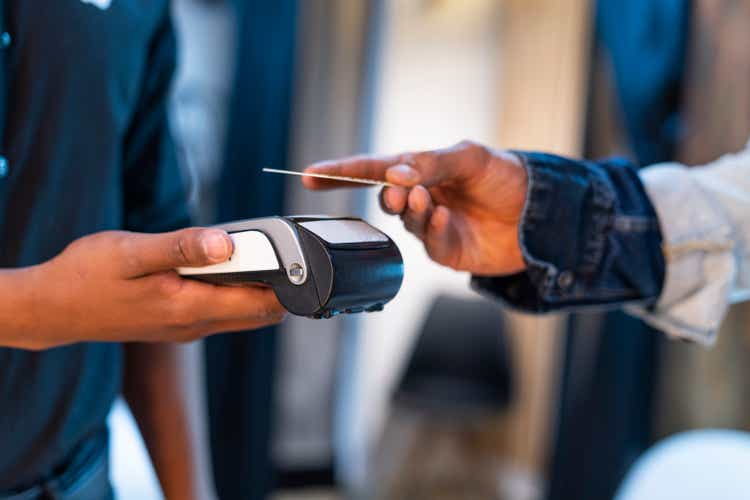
[552,1,750,499]
[547,2,689,499]
[203,2,298,500]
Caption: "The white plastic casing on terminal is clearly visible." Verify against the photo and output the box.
[177,231,280,275]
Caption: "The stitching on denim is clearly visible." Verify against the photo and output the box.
[613,215,660,233]
[577,166,615,276]
[513,153,558,297]
[544,286,642,301]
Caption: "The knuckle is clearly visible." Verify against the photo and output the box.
[407,150,439,177]
[108,231,132,250]
[66,231,111,253]
[66,234,91,250]
[62,239,85,258]
[398,151,424,169]
[93,231,139,269]
[457,139,489,161]
[171,231,195,266]
[412,150,436,166]
[154,271,185,297]
[268,312,287,325]
[118,238,143,273]
[398,152,415,164]
[457,139,479,150]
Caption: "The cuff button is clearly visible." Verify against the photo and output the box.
[557,270,575,290]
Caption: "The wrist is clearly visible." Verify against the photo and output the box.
[505,233,527,275]
[154,451,216,500]
[0,265,50,350]
[507,152,529,274]
[491,150,529,274]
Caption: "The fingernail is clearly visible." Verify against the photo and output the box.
[202,230,231,262]
[389,164,420,184]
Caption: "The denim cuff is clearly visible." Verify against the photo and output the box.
[472,152,666,312]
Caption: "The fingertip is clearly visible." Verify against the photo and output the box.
[200,229,233,263]
[430,205,451,233]
[408,185,431,213]
[423,205,460,267]
[301,164,329,190]
[382,186,408,214]
[301,166,327,189]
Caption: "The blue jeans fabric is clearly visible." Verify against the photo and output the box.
[473,152,666,311]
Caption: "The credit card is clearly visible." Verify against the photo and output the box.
[263,168,395,187]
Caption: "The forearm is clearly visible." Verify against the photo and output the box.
[0,266,48,350]
[474,143,750,345]
[123,342,216,500]
[473,152,665,312]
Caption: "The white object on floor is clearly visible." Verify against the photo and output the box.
[616,429,750,500]
[108,398,163,500]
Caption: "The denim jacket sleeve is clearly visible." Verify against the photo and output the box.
[473,144,750,345]
[472,151,666,314]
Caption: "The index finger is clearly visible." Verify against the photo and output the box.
[302,154,403,190]
[304,142,486,191]
[188,281,286,323]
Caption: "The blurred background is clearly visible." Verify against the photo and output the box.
[108,0,750,499]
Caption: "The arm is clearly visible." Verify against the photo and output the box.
[124,343,215,500]
[477,146,750,344]
[470,151,664,314]
[302,140,750,344]
[0,228,285,351]
[302,140,663,305]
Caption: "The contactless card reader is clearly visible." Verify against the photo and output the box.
[178,216,404,318]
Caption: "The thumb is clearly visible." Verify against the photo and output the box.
[120,228,233,278]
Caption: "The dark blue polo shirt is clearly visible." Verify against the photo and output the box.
[0,0,190,490]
